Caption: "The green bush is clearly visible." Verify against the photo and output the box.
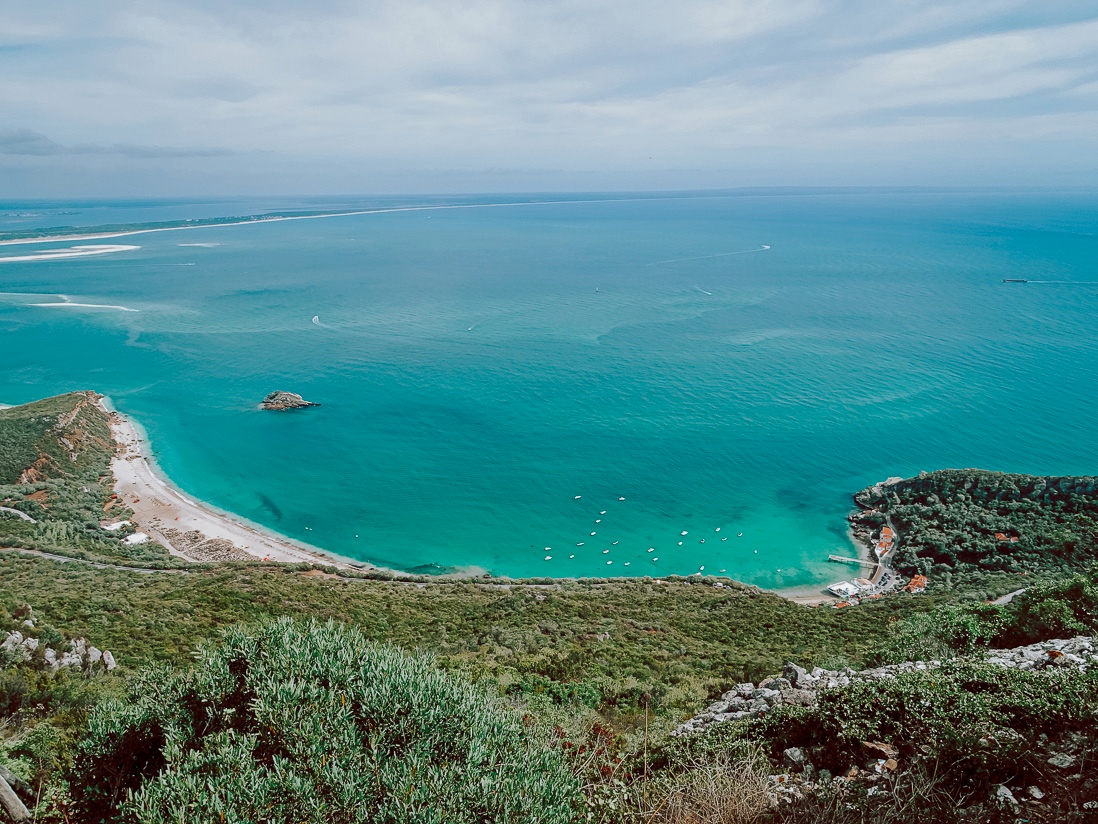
[749,661,1098,795]
[69,618,582,824]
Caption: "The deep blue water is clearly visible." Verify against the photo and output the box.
[2,190,1096,586]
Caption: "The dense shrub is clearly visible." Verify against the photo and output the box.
[69,618,582,824]
[856,470,1098,574]
[749,662,1098,795]
[868,567,1098,664]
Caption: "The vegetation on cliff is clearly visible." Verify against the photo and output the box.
[0,394,172,567]
[855,469,1098,576]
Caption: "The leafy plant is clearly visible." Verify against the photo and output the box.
[69,617,582,824]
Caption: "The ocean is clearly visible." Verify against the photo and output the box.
[2,189,1097,587]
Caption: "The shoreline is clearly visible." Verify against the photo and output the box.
[101,397,378,571]
[95,397,846,602]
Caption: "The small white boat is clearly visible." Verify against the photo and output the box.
[311,315,320,324]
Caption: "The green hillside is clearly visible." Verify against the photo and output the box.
[0,393,172,566]
[1,393,1095,821]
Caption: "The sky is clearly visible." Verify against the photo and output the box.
[2,1,1097,195]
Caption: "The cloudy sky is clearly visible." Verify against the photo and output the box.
[2,1,1097,195]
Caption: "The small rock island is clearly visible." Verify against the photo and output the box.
[260,391,319,411]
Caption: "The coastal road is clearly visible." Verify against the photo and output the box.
[0,547,189,575]
[0,507,35,523]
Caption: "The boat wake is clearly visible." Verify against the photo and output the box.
[649,245,771,266]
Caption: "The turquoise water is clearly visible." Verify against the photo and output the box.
[2,190,1097,586]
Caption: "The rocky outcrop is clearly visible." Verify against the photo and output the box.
[674,636,1098,736]
[259,391,319,411]
[2,630,117,672]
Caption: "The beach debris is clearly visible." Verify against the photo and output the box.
[260,391,319,411]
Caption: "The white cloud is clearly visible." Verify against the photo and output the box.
[0,1,1096,192]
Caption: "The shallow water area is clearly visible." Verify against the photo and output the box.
[2,190,1097,586]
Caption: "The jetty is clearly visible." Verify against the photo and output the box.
[828,554,877,567]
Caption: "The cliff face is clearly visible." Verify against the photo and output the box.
[0,391,113,485]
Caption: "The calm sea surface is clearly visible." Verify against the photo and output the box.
[2,190,1097,585]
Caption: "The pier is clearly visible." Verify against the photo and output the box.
[828,554,877,567]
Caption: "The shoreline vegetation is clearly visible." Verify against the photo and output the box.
[0,392,1035,603]
[5,391,1098,819]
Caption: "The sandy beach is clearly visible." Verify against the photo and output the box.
[103,399,372,570]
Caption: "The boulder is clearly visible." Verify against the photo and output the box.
[995,786,1019,811]
[260,391,320,411]
[782,747,808,771]
[862,741,899,761]
[780,688,817,708]
[103,650,117,671]
[783,663,811,688]
[752,687,782,703]
[1047,752,1076,769]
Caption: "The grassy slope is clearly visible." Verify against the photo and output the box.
[0,554,945,723]
[0,393,173,566]
[0,395,1036,723]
